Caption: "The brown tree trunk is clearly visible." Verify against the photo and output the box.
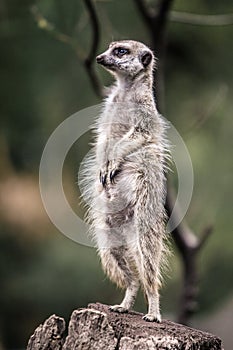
[27,303,223,350]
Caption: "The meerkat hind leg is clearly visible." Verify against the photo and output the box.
[100,244,139,313]
[136,228,163,322]
[110,280,139,313]
[143,289,162,322]
[139,244,162,323]
[108,246,139,313]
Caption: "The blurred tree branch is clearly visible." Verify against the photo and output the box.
[184,84,228,137]
[170,11,233,26]
[31,1,103,97]
[83,0,103,97]
[166,187,213,323]
[133,1,233,26]
[31,5,85,59]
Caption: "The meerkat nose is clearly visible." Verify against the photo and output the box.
[96,54,105,64]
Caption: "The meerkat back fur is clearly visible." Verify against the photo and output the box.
[80,40,170,322]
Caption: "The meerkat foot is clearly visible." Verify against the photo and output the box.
[109,304,129,313]
[143,313,161,323]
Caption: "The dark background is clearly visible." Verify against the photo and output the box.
[0,0,233,348]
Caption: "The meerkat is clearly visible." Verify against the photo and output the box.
[80,40,170,322]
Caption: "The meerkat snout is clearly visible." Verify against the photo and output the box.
[96,53,115,70]
[96,54,105,64]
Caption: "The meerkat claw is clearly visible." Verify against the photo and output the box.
[102,174,107,186]
[143,313,161,323]
[109,305,129,313]
[109,168,120,183]
[99,170,107,186]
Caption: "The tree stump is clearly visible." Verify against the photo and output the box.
[27,303,223,350]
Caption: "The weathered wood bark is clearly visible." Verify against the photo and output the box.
[27,314,66,350]
[27,303,223,350]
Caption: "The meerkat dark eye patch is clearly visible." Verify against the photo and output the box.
[113,47,129,57]
[140,51,152,67]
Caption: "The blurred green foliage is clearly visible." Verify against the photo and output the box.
[0,0,233,348]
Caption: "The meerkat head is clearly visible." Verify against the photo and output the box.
[96,40,155,79]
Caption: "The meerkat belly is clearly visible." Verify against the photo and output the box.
[104,146,163,226]
[98,162,138,228]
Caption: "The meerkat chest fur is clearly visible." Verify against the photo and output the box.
[95,41,165,167]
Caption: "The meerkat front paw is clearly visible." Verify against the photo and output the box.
[142,313,162,323]
[109,304,129,313]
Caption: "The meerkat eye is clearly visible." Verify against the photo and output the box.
[113,47,129,57]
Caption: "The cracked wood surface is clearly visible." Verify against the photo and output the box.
[27,303,223,350]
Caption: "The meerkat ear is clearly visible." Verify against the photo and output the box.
[140,51,153,67]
